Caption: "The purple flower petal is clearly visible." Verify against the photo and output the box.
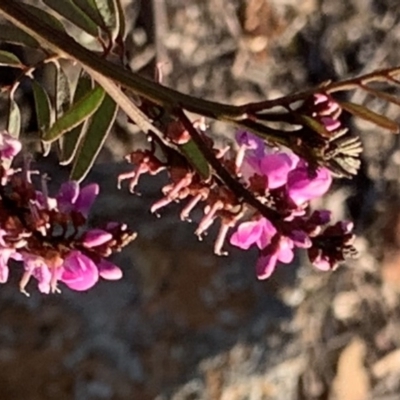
[321,117,341,132]
[276,237,294,263]
[74,183,99,216]
[82,229,112,248]
[289,230,312,248]
[235,131,264,159]
[256,253,278,280]
[61,251,99,291]
[98,259,123,280]
[230,220,264,250]
[260,153,299,189]
[56,181,80,213]
[287,167,332,206]
[32,264,52,294]
[0,132,22,159]
[312,254,331,271]
[230,218,276,250]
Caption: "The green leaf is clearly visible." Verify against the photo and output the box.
[113,0,125,42]
[0,25,39,47]
[71,93,117,182]
[7,99,21,139]
[43,85,105,142]
[94,0,117,38]
[25,4,66,33]
[296,114,331,138]
[54,64,71,118]
[72,0,106,28]
[340,101,399,133]
[60,73,93,165]
[32,80,51,136]
[359,85,400,108]
[180,140,210,179]
[0,50,24,68]
[42,0,99,37]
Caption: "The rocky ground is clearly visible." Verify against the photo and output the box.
[2,0,400,399]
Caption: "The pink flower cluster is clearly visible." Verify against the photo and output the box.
[0,131,135,295]
[230,131,354,278]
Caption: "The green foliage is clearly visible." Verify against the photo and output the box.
[43,0,99,37]
[60,73,94,165]
[71,94,118,181]
[43,85,105,143]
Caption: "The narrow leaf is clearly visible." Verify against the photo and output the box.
[43,85,105,142]
[181,141,210,179]
[0,51,24,68]
[340,101,399,133]
[113,0,125,42]
[7,99,21,139]
[54,64,71,118]
[60,73,94,165]
[296,114,332,138]
[0,25,39,47]
[94,0,117,38]
[359,84,400,108]
[42,0,99,37]
[25,5,66,33]
[71,94,117,182]
[32,80,51,136]
[72,0,106,28]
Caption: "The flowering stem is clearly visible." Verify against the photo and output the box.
[177,110,283,223]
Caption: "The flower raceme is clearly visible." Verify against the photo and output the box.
[119,96,356,280]
[0,132,136,295]
[231,131,355,279]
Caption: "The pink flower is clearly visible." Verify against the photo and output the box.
[56,181,99,216]
[60,251,99,291]
[256,236,294,279]
[230,217,277,250]
[287,166,332,206]
[260,152,299,189]
[0,131,22,159]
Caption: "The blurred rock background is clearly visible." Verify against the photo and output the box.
[2,0,400,399]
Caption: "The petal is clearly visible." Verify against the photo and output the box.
[82,229,112,248]
[98,259,123,280]
[74,183,99,216]
[289,230,312,248]
[56,181,80,212]
[230,219,267,250]
[0,248,12,283]
[32,264,52,294]
[287,167,332,206]
[276,237,294,263]
[235,131,264,159]
[260,153,299,189]
[312,254,331,271]
[257,218,277,249]
[0,132,22,159]
[320,117,341,132]
[256,253,278,279]
[61,251,99,291]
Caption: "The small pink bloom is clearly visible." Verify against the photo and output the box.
[287,167,332,206]
[60,251,99,291]
[98,259,123,280]
[260,152,299,189]
[56,182,99,217]
[256,237,294,279]
[230,218,276,250]
[74,183,99,216]
[0,131,22,159]
[82,229,112,248]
